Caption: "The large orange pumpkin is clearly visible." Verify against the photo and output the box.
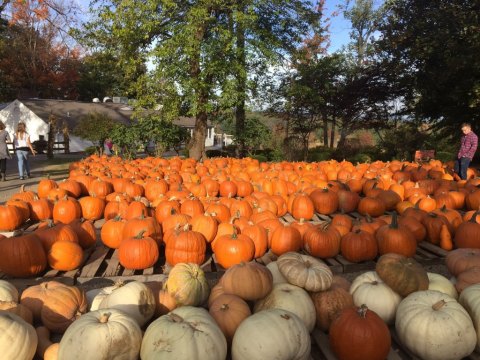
[165,228,206,266]
[118,231,159,270]
[214,232,255,268]
[329,305,391,360]
[376,212,417,257]
[0,233,47,277]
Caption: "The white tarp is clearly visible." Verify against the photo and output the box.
[0,100,49,141]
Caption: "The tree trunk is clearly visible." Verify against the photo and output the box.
[234,5,246,158]
[322,112,328,146]
[188,111,208,161]
[337,124,348,149]
[186,23,208,161]
[302,132,310,161]
[330,113,336,148]
[47,114,56,159]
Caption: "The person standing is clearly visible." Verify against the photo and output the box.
[104,138,113,156]
[0,121,11,181]
[13,122,36,180]
[455,122,478,180]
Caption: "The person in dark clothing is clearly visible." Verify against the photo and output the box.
[455,122,478,180]
[0,122,11,181]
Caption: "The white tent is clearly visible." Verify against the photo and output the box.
[0,100,49,141]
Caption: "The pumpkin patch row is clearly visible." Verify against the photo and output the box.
[0,155,479,279]
[0,251,479,360]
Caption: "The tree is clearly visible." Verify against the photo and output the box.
[72,112,117,150]
[341,0,384,65]
[376,0,480,131]
[133,114,190,156]
[222,116,272,156]
[0,0,82,100]
[76,52,130,101]
[80,1,323,160]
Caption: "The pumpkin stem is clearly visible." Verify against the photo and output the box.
[220,304,230,311]
[432,300,446,311]
[358,304,369,318]
[135,230,146,239]
[169,313,184,323]
[280,313,291,320]
[389,212,398,229]
[469,211,478,223]
[365,214,373,223]
[99,312,111,323]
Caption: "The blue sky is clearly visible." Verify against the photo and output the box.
[324,0,352,52]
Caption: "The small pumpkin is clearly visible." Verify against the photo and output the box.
[310,283,354,332]
[427,272,458,299]
[0,280,19,302]
[350,271,401,324]
[446,248,480,276]
[277,252,333,292]
[209,294,251,343]
[164,263,210,306]
[221,261,273,301]
[253,282,316,332]
[97,281,155,327]
[375,253,429,297]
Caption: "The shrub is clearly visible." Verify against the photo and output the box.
[84,146,97,156]
[435,151,455,163]
[251,154,268,162]
[307,147,335,162]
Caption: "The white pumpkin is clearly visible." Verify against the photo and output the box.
[254,283,316,332]
[232,309,310,360]
[87,284,119,311]
[459,284,480,351]
[266,261,288,284]
[141,306,227,360]
[0,311,37,360]
[349,271,401,324]
[396,290,476,360]
[0,280,18,302]
[58,309,142,360]
[98,281,155,327]
[277,252,332,292]
[427,272,458,299]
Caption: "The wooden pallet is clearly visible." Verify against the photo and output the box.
[75,245,218,284]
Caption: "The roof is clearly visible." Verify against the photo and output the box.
[17,99,212,129]
[21,99,132,129]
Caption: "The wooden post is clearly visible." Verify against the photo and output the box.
[62,121,70,154]
[47,114,57,159]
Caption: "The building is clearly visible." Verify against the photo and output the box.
[0,99,221,152]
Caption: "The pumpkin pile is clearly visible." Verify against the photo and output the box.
[0,252,477,359]
[0,155,479,279]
